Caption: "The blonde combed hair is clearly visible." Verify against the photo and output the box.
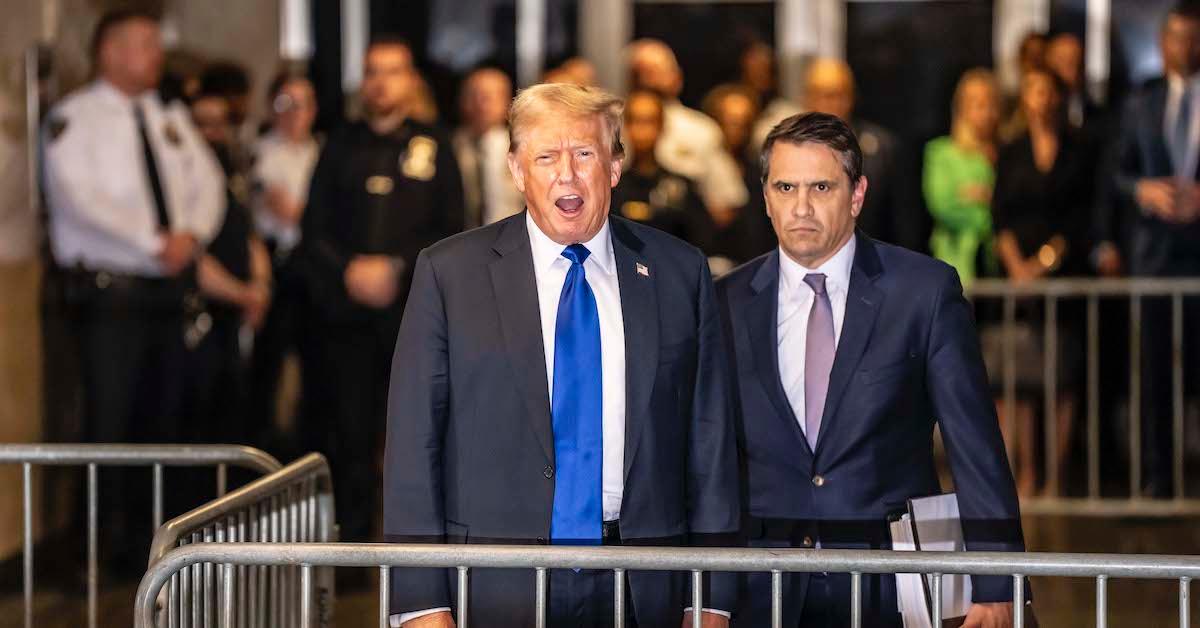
[950,67,1000,154]
[508,82,625,159]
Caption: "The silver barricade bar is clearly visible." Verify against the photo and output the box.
[966,277,1200,516]
[135,542,1200,628]
[0,443,282,628]
[147,452,336,628]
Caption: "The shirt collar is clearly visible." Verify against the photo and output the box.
[525,211,616,276]
[1167,72,1200,95]
[94,79,159,111]
[778,233,856,298]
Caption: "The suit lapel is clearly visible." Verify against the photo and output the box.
[814,234,884,458]
[610,218,658,483]
[488,214,555,464]
[745,251,809,452]
[1147,84,1176,175]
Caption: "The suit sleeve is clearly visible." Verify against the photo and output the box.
[925,267,1026,603]
[384,249,452,612]
[299,132,351,278]
[1095,94,1144,249]
[686,251,741,612]
[174,107,226,245]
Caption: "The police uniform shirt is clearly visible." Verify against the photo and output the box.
[302,118,464,309]
[252,131,320,253]
[43,80,226,276]
[611,165,714,252]
[657,101,748,211]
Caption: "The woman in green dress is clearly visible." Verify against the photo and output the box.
[923,68,1001,286]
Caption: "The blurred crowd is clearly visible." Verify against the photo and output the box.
[39,4,1200,563]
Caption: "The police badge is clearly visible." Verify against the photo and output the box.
[164,122,183,146]
[400,135,437,181]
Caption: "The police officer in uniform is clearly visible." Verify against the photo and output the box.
[612,89,715,252]
[299,35,464,542]
[42,9,224,567]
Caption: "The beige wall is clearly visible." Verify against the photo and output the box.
[0,0,282,562]
[0,0,41,562]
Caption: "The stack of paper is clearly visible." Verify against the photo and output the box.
[889,493,972,628]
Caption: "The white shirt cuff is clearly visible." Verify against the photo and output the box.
[390,607,451,626]
[684,607,732,618]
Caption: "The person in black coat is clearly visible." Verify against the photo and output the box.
[1096,3,1200,497]
[992,67,1092,496]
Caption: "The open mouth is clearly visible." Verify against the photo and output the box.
[554,194,584,213]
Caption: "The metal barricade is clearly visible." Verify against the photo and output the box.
[0,443,283,628]
[146,452,336,628]
[967,277,1200,515]
[134,542,1200,628]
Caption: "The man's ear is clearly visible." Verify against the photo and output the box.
[507,152,526,193]
[609,156,623,188]
[850,175,869,218]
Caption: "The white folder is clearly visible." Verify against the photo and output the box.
[889,493,972,628]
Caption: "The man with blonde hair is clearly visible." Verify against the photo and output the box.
[384,82,740,627]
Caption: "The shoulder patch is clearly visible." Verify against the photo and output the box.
[47,117,69,142]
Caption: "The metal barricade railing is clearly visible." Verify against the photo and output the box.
[146,452,336,628]
[967,277,1200,515]
[0,443,283,628]
[134,543,1200,628]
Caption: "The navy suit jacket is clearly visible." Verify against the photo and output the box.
[1103,78,1200,275]
[384,212,740,626]
[715,235,1025,620]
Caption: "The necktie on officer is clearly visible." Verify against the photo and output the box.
[550,243,603,544]
[1172,86,1193,175]
[134,103,171,230]
[804,273,834,451]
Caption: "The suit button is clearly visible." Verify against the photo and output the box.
[812,475,826,487]
[536,536,547,544]
[543,466,554,479]
[801,536,813,547]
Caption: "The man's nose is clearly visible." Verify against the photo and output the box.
[555,155,578,183]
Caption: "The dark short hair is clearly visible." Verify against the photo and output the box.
[200,61,251,98]
[267,69,309,104]
[760,111,863,186]
[1167,1,1200,25]
[91,9,159,60]
[367,34,412,55]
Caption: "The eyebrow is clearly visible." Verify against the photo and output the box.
[531,143,599,154]
[771,178,839,187]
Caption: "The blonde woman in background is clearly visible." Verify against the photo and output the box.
[923,68,1001,286]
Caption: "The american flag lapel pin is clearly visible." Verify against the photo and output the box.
[636,262,650,277]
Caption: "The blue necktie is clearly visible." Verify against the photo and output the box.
[550,243,603,545]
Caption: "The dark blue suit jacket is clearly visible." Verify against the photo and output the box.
[716,235,1024,623]
[1104,78,1200,275]
[384,212,740,627]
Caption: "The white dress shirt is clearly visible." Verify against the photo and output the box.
[43,80,225,276]
[527,212,628,520]
[777,235,857,436]
[251,131,319,253]
[393,214,629,626]
[658,101,748,210]
[1164,72,1200,181]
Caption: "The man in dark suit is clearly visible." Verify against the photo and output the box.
[1098,2,1200,497]
[384,83,739,628]
[716,112,1025,627]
